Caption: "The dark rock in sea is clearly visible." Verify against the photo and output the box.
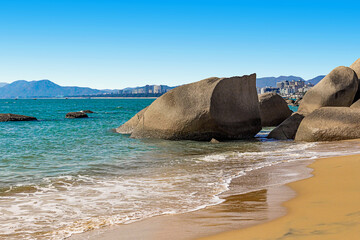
[116,107,148,134]
[295,107,360,142]
[350,58,360,102]
[81,110,94,113]
[65,112,88,119]
[267,113,304,140]
[259,92,292,127]
[298,66,358,115]
[0,113,37,122]
[210,138,220,143]
[117,74,262,140]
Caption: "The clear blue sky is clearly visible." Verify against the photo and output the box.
[0,0,359,89]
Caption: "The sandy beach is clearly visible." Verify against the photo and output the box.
[202,154,360,240]
[69,158,314,240]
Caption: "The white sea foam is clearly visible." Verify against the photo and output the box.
[2,140,360,239]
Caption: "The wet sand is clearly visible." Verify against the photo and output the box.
[202,154,360,240]
[69,160,313,240]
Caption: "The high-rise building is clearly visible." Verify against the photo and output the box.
[153,85,161,93]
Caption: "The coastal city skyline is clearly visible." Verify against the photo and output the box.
[0,0,359,89]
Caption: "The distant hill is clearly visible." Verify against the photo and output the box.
[256,75,325,88]
[0,75,326,98]
[0,80,105,98]
[306,75,326,85]
[0,82,8,88]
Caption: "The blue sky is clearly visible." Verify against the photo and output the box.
[0,0,359,89]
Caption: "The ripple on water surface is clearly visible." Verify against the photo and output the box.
[1,99,360,239]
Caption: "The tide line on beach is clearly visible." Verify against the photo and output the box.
[200,154,360,240]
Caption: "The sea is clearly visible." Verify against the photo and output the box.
[1,99,360,240]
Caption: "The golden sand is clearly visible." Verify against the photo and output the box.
[201,154,360,240]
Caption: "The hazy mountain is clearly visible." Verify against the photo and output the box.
[306,75,326,85]
[0,75,326,98]
[0,80,105,98]
[256,75,325,88]
[0,82,8,88]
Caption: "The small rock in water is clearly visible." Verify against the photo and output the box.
[65,112,88,119]
[210,138,220,143]
[0,113,37,122]
[81,110,94,113]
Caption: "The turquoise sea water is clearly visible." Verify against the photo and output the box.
[0,99,358,240]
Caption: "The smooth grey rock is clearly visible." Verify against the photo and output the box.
[295,107,360,142]
[298,66,358,115]
[267,113,304,140]
[118,74,262,140]
[116,107,148,134]
[350,58,360,79]
[350,58,360,102]
[350,99,360,109]
[259,92,292,127]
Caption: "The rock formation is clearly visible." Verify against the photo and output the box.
[259,92,292,127]
[268,65,358,140]
[116,107,148,134]
[298,66,358,115]
[295,107,360,141]
[350,58,360,102]
[117,74,262,140]
[65,112,88,119]
[350,99,360,109]
[350,58,360,78]
[0,113,37,122]
[267,113,304,140]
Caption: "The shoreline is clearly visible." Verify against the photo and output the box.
[68,158,314,240]
[201,153,360,240]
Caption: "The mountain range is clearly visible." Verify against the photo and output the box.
[0,80,105,98]
[0,75,325,98]
[256,75,325,88]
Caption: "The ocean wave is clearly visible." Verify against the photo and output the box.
[2,140,360,239]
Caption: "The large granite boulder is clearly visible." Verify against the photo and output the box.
[117,74,262,140]
[0,113,37,122]
[65,112,88,118]
[350,99,360,109]
[259,93,292,127]
[295,107,360,142]
[350,58,360,102]
[116,107,148,134]
[267,113,304,140]
[298,66,358,115]
[350,58,360,78]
